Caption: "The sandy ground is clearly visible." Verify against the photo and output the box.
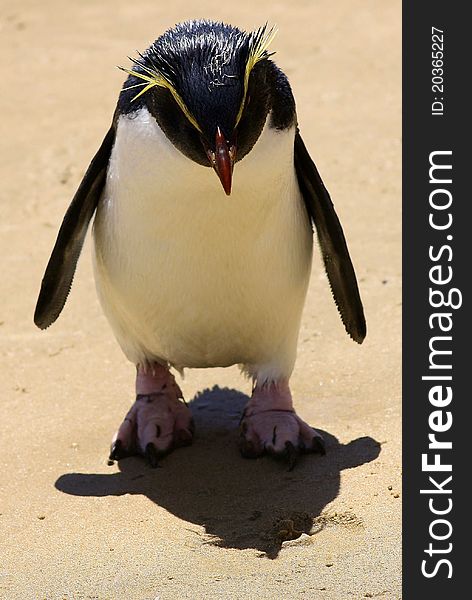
[0,1,401,598]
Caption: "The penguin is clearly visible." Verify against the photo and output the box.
[34,20,366,469]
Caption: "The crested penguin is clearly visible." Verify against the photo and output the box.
[34,20,366,468]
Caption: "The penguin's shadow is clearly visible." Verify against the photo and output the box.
[56,386,381,557]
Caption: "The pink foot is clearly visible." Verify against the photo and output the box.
[239,380,325,469]
[109,364,193,467]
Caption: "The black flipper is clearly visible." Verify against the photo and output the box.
[34,125,115,329]
[294,131,366,343]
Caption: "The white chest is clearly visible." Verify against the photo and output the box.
[93,108,313,374]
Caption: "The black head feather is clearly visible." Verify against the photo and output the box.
[117,20,296,165]
[142,21,250,139]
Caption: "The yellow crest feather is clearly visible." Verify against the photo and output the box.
[119,24,277,135]
[235,24,278,128]
[118,62,202,133]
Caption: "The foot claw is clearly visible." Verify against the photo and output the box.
[145,442,160,468]
[110,368,194,464]
[109,439,124,462]
[239,383,325,468]
[285,441,298,471]
[311,435,326,455]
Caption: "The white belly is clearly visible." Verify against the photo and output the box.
[92,108,312,380]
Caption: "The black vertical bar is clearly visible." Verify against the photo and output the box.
[403,2,469,597]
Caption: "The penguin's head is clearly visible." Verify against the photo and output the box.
[119,20,279,195]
